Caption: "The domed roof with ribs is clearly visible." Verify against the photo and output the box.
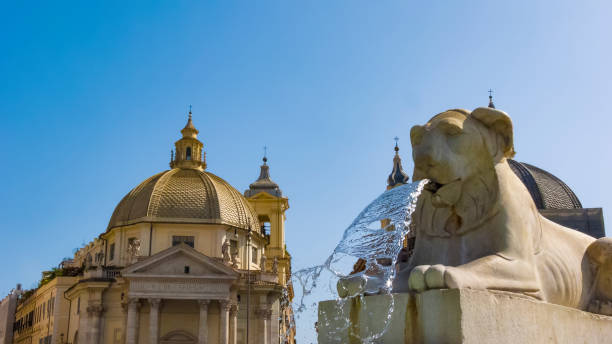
[508,159,582,210]
[107,168,261,232]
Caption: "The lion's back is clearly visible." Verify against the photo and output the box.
[536,216,595,308]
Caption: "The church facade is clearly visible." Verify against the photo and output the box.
[8,112,293,344]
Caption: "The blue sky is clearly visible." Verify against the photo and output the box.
[0,1,611,296]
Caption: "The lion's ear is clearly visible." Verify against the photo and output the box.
[471,107,516,159]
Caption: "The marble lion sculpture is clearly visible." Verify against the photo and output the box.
[391,107,612,314]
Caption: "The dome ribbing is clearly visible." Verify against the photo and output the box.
[107,169,260,231]
[508,159,582,210]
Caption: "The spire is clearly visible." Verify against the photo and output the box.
[170,107,206,170]
[488,89,496,109]
[181,105,198,138]
[387,137,409,189]
[245,148,282,197]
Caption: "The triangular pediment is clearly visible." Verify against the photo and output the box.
[122,243,238,279]
[248,192,280,200]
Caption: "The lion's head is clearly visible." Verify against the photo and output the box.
[410,107,515,236]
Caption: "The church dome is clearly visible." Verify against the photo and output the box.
[107,168,261,231]
[508,159,582,210]
[107,110,261,232]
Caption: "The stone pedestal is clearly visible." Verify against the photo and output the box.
[318,289,612,344]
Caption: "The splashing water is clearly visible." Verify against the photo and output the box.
[286,181,426,343]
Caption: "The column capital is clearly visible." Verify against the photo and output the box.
[229,304,239,316]
[218,299,231,311]
[255,308,272,319]
[128,298,140,305]
[198,299,211,308]
[148,298,162,308]
[127,298,141,309]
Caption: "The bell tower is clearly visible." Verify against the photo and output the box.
[244,154,290,285]
[387,137,409,190]
[170,108,206,170]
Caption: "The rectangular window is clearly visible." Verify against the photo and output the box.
[172,236,194,248]
[109,243,115,261]
[251,247,257,264]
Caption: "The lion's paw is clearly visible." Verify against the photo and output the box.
[408,264,461,292]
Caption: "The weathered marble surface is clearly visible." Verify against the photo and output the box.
[318,289,612,344]
[394,107,612,313]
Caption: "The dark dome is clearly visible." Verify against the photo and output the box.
[508,160,582,210]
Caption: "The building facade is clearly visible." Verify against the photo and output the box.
[9,112,293,344]
[0,285,20,344]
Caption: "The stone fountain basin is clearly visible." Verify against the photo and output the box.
[318,289,612,344]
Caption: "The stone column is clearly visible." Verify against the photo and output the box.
[87,304,105,344]
[255,308,270,344]
[262,310,270,344]
[149,299,161,344]
[125,298,141,344]
[198,300,210,344]
[218,300,230,344]
[266,309,273,344]
[229,305,238,344]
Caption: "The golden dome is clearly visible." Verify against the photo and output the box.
[107,168,261,232]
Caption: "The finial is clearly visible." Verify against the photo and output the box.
[387,136,409,188]
[488,89,495,109]
[188,104,192,119]
[263,146,268,164]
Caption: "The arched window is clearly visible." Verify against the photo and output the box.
[186,147,192,160]
[259,215,271,236]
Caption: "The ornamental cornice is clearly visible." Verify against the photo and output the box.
[124,275,236,281]
[64,280,111,299]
